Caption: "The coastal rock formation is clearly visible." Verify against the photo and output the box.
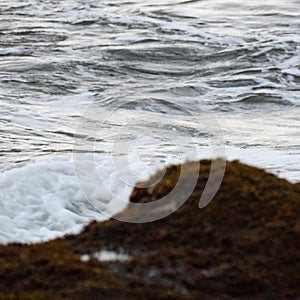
[0,160,299,299]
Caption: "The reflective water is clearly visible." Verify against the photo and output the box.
[0,0,299,243]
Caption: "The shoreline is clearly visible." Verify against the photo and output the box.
[0,151,299,245]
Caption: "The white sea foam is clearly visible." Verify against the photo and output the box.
[224,147,300,183]
[0,154,152,245]
[80,250,130,263]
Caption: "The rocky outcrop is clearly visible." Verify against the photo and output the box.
[0,160,299,299]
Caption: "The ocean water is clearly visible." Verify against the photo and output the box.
[0,0,299,244]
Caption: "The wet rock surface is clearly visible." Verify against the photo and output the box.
[0,160,299,299]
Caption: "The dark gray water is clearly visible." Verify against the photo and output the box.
[0,0,299,243]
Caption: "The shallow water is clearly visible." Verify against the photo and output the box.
[0,0,299,243]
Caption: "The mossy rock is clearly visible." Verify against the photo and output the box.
[0,160,299,299]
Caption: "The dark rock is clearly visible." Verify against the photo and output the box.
[0,160,299,299]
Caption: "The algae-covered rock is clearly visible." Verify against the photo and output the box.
[0,160,299,299]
